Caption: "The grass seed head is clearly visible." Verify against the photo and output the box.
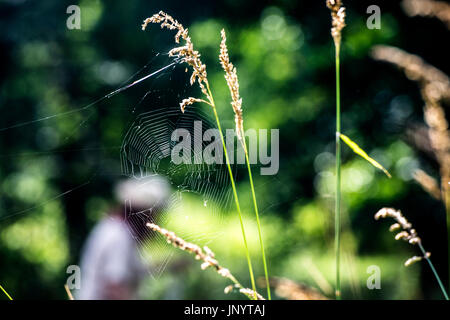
[374,208,431,267]
[371,46,450,199]
[142,11,212,109]
[219,29,244,141]
[326,0,346,47]
[146,222,265,300]
[402,0,450,29]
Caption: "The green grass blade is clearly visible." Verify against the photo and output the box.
[418,243,449,300]
[335,44,341,300]
[339,133,392,178]
[243,142,271,300]
[207,85,257,300]
[0,284,13,300]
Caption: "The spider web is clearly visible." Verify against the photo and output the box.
[121,99,233,279]
[0,53,179,221]
[0,51,235,279]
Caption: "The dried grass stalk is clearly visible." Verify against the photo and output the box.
[402,0,450,29]
[219,29,244,142]
[327,0,346,300]
[142,11,259,298]
[413,169,442,200]
[375,208,422,250]
[142,11,212,108]
[326,0,346,47]
[374,208,448,299]
[146,222,264,300]
[371,45,450,203]
[64,284,74,300]
[423,101,450,195]
[371,45,450,102]
[179,97,208,113]
[259,277,328,300]
[372,44,450,296]
[219,28,272,299]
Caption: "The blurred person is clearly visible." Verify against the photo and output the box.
[77,175,171,300]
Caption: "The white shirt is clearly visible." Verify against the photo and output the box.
[77,216,147,300]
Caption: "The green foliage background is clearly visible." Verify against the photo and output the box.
[0,0,448,299]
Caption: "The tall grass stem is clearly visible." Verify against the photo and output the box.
[335,43,342,300]
[243,139,271,300]
[207,84,258,300]
[418,243,449,300]
[446,188,450,294]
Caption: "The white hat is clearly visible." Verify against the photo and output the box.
[115,175,171,209]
